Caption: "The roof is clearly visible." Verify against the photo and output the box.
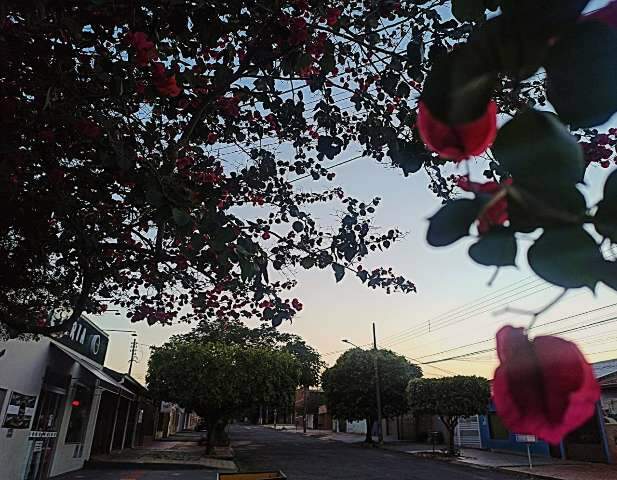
[592,359,617,380]
[51,340,134,398]
[103,367,150,397]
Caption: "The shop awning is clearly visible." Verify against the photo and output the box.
[50,341,135,399]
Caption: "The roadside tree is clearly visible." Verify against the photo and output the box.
[146,338,298,452]
[322,348,422,442]
[407,376,490,455]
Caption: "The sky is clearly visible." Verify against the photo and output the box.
[93,0,617,384]
[95,148,617,384]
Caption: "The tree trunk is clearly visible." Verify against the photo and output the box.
[303,386,308,434]
[205,418,216,454]
[439,415,458,456]
[365,417,373,443]
[448,425,455,456]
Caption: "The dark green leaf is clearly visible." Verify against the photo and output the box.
[388,140,429,176]
[406,40,422,66]
[595,171,617,242]
[492,109,583,188]
[172,208,192,227]
[421,44,497,124]
[300,256,315,269]
[451,0,486,22]
[545,21,617,128]
[469,230,517,267]
[317,136,342,160]
[332,263,345,282]
[527,227,602,290]
[508,184,586,232]
[427,199,483,247]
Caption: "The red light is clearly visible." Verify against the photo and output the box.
[71,400,80,407]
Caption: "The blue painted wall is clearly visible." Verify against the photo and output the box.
[479,406,552,457]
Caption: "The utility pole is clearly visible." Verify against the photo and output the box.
[373,322,384,444]
[128,338,137,376]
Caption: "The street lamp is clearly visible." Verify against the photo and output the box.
[104,329,137,337]
[341,325,384,444]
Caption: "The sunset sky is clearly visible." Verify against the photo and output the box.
[92,0,617,385]
[95,151,617,384]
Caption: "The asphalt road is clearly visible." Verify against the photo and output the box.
[56,469,218,480]
[232,425,524,480]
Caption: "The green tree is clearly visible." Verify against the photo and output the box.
[146,338,298,452]
[322,348,422,443]
[407,376,490,455]
[284,338,324,432]
[179,317,324,429]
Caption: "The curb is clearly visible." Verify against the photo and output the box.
[85,460,229,471]
[378,445,566,480]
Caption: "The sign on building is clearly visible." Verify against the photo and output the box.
[2,391,37,429]
[57,316,109,365]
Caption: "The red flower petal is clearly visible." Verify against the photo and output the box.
[583,1,617,29]
[417,100,497,161]
[493,326,600,444]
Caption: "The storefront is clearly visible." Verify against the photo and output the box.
[0,315,133,480]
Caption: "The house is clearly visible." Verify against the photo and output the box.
[477,358,617,464]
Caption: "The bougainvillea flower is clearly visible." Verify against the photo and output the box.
[151,63,181,97]
[458,176,512,234]
[583,0,617,29]
[217,96,241,117]
[288,17,309,45]
[327,8,341,26]
[493,326,600,444]
[125,31,157,66]
[417,100,497,161]
[75,118,102,139]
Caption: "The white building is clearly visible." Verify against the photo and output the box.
[0,316,135,480]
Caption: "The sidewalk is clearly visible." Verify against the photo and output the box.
[386,442,617,480]
[264,424,399,443]
[88,430,237,471]
[265,425,617,480]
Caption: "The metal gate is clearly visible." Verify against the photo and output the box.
[455,415,482,448]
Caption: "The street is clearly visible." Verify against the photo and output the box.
[232,425,525,480]
[57,470,218,480]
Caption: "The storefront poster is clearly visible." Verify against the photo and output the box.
[2,391,37,429]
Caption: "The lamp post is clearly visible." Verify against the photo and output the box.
[341,322,384,444]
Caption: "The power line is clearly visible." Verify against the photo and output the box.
[424,314,617,365]
[414,303,617,361]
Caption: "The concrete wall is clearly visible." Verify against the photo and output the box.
[0,338,50,480]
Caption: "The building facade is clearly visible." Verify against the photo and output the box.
[0,316,137,480]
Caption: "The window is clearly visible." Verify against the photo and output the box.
[488,413,509,440]
[64,385,92,444]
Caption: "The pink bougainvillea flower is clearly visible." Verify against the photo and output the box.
[417,100,497,161]
[457,176,512,234]
[76,118,102,139]
[493,326,600,444]
[125,31,157,66]
[327,8,341,26]
[288,17,309,45]
[217,96,241,118]
[583,0,617,29]
[151,63,181,97]
[292,298,303,311]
